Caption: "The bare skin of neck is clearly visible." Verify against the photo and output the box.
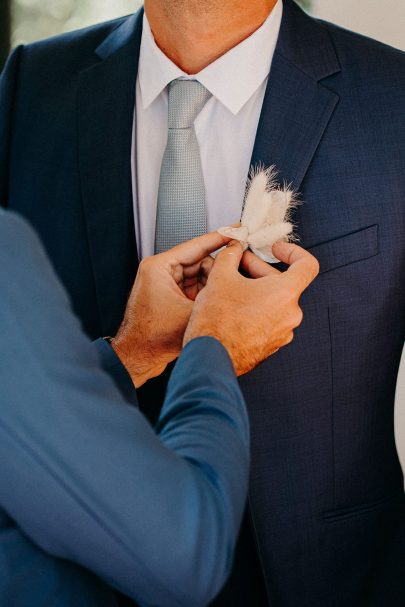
[144,0,278,74]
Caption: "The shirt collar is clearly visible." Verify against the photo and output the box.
[138,0,283,115]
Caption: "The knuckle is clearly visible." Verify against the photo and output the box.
[284,331,294,345]
[139,256,154,273]
[291,307,303,328]
[283,283,299,303]
[310,257,320,278]
[201,256,213,270]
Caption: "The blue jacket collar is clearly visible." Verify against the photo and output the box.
[95,7,144,61]
[276,0,341,82]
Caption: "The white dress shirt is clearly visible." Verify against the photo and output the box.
[132,0,283,259]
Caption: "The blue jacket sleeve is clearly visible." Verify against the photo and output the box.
[93,337,139,407]
[0,210,250,607]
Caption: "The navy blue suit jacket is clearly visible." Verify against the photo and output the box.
[0,210,250,607]
[1,1,404,604]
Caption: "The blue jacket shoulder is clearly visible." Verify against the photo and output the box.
[319,18,405,82]
[13,15,133,74]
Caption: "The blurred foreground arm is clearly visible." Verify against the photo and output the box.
[0,211,248,607]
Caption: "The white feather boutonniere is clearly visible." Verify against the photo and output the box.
[217,166,299,263]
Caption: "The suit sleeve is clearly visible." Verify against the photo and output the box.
[0,210,249,607]
[92,337,139,407]
[0,47,22,208]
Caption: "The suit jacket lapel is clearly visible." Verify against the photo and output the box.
[247,0,343,579]
[77,9,144,336]
[250,0,341,192]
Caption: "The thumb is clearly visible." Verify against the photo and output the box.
[272,241,320,293]
[210,240,244,277]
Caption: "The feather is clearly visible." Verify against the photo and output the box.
[241,166,278,233]
[248,222,294,249]
[217,165,299,263]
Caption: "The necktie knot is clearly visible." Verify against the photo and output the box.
[168,79,212,129]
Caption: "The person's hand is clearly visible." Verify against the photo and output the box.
[111,232,231,387]
[183,240,320,376]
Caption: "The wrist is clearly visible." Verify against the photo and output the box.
[183,323,224,349]
[110,337,154,388]
[183,319,238,372]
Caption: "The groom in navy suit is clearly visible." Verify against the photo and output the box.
[1,0,404,605]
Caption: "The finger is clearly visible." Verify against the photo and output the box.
[167,232,233,266]
[182,256,214,280]
[199,256,215,282]
[180,258,214,289]
[240,250,281,278]
[272,242,320,293]
[210,240,244,276]
[177,257,215,301]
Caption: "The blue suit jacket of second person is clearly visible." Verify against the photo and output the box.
[0,210,250,607]
[1,1,405,605]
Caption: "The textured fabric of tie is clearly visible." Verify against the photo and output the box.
[154,79,212,253]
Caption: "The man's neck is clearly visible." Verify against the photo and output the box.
[144,0,278,74]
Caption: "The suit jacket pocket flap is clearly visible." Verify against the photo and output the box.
[323,492,404,523]
[307,224,379,275]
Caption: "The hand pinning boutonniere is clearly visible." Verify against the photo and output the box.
[217,165,299,263]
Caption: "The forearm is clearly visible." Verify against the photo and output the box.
[154,336,250,604]
[0,338,248,606]
[93,337,139,407]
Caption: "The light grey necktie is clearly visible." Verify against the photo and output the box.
[154,79,212,254]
